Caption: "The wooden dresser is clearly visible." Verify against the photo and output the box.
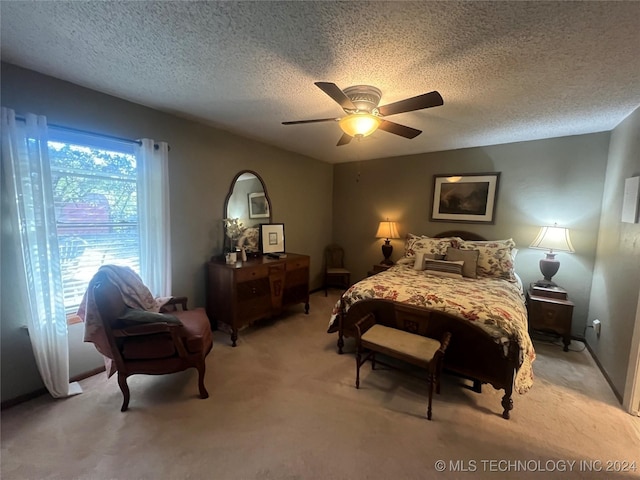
[207,253,310,346]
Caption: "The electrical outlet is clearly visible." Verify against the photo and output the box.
[593,319,601,338]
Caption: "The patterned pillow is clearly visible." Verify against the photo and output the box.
[404,234,462,258]
[459,238,516,281]
[424,259,464,279]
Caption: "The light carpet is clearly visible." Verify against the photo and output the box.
[2,291,639,479]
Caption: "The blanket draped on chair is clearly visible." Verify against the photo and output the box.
[77,265,171,376]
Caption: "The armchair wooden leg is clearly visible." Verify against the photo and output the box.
[117,372,130,412]
[197,361,209,399]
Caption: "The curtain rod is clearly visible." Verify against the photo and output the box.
[14,115,169,150]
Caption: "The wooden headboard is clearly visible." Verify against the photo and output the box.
[434,230,486,241]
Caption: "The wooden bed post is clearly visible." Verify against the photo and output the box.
[501,345,519,419]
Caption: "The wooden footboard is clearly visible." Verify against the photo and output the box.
[338,299,520,419]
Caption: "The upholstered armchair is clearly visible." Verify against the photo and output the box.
[91,270,213,411]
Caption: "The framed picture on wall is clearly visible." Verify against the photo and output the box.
[259,223,285,255]
[249,192,270,219]
[431,172,501,223]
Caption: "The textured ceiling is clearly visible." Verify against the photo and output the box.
[2,1,639,164]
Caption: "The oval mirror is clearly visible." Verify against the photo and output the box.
[223,170,272,253]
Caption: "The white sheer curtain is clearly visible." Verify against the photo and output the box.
[136,139,171,297]
[1,107,81,398]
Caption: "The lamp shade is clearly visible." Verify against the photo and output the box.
[339,113,382,138]
[529,225,575,253]
[375,220,400,240]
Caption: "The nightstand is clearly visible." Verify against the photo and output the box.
[367,263,392,277]
[526,285,574,351]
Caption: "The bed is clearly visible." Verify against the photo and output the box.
[327,231,535,419]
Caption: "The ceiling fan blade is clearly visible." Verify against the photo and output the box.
[314,82,356,110]
[378,120,422,139]
[282,118,339,125]
[336,133,352,146]
[377,91,443,117]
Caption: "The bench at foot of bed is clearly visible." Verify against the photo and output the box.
[354,313,452,420]
[337,299,520,420]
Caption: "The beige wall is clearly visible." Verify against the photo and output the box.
[587,107,640,397]
[332,134,610,338]
[0,63,333,402]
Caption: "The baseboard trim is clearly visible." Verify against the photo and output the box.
[0,366,105,411]
[71,366,106,383]
[1,387,48,410]
[585,340,623,404]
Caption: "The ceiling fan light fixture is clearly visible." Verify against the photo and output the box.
[339,113,382,138]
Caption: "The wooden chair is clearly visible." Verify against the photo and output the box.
[324,244,351,296]
[93,271,213,411]
[355,313,451,420]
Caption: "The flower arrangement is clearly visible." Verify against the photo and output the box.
[223,218,245,244]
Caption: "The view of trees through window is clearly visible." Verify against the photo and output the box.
[48,131,140,315]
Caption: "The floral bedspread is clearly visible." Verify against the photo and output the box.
[329,263,535,393]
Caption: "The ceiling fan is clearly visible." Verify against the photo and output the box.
[282,82,443,146]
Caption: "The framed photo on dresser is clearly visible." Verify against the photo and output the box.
[259,223,285,254]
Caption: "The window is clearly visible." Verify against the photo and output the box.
[48,129,140,316]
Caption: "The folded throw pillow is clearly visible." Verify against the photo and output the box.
[445,247,479,279]
[424,259,464,279]
[118,308,182,327]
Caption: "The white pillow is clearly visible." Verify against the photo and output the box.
[413,251,444,270]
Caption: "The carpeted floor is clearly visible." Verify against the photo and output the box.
[2,290,639,479]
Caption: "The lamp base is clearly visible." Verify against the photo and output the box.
[381,240,394,265]
[538,253,560,287]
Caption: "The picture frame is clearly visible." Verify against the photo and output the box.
[259,223,285,255]
[249,192,270,219]
[430,172,501,224]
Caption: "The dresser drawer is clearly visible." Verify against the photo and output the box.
[285,267,309,286]
[237,296,272,325]
[286,257,310,271]
[268,264,285,276]
[529,301,571,332]
[237,278,270,301]
[235,265,269,283]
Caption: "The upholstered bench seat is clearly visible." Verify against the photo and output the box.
[361,325,441,366]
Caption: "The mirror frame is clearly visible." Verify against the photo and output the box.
[223,170,272,252]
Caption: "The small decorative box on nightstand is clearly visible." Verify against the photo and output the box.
[367,263,392,277]
[526,284,574,351]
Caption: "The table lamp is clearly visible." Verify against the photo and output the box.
[375,219,400,265]
[529,224,575,287]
